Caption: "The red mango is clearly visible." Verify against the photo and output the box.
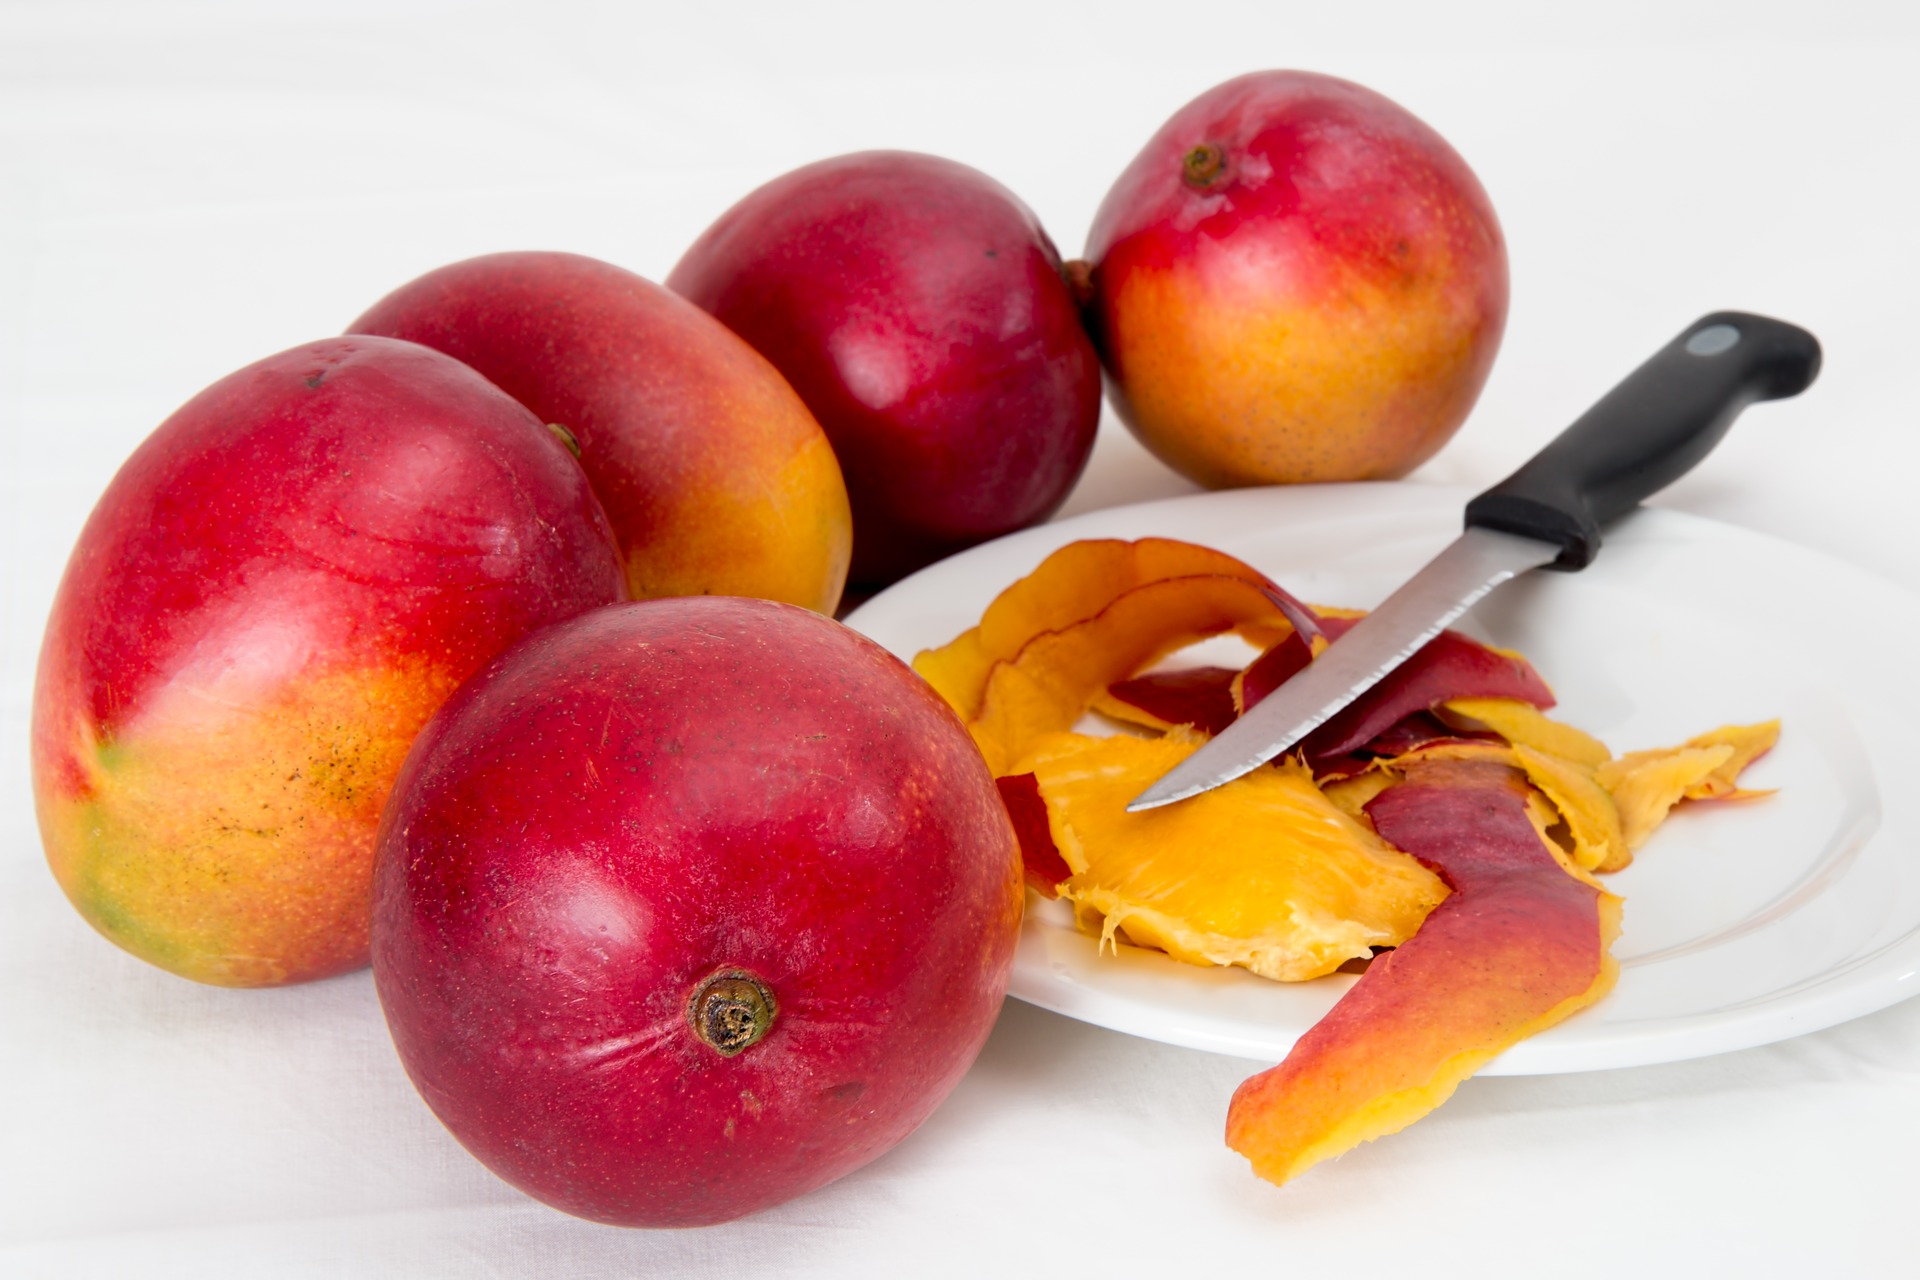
[670,151,1101,587]
[372,597,1022,1226]
[31,337,625,986]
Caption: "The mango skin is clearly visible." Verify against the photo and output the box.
[1226,760,1619,1185]
[1084,70,1508,487]
[669,151,1101,587]
[371,597,1023,1227]
[351,251,851,614]
[31,337,626,987]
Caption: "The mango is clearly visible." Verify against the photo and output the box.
[1080,70,1508,487]
[351,250,851,613]
[31,337,626,986]
[371,597,1022,1226]
[670,152,1101,587]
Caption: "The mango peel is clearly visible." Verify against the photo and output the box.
[916,536,1777,1188]
[1226,758,1622,1185]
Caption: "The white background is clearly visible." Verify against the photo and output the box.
[4,1,1918,1275]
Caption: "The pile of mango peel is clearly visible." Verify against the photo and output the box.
[913,537,1777,1188]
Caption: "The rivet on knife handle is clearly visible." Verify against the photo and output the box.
[1463,311,1822,569]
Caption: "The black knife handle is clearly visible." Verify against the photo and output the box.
[1463,311,1821,569]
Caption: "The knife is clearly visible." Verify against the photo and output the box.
[1126,311,1822,812]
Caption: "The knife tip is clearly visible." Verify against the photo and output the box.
[1126,752,1271,812]
[1124,782,1197,813]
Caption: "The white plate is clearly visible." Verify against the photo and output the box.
[843,483,1920,1075]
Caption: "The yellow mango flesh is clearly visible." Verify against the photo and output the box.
[1678,721,1782,797]
[1019,732,1448,982]
[1508,744,1630,873]
[1601,745,1737,851]
[1441,697,1612,768]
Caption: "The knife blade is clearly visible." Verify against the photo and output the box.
[1126,311,1822,812]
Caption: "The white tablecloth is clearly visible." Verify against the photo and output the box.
[4,4,1917,1275]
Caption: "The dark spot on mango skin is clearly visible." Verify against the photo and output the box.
[688,971,776,1056]
[1182,143,1227,189]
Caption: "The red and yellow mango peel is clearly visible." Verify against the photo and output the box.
[997,773,1073,898]
[914,537,1293,720]
[1098,665,1242,736]
[1241,615,1556,764]
[914,539,1323,775]
[963,574,1319,775]
[31,338,626,986]
[1226,759,1621,1186]
[914,536,1343,902]
[915,535,1774,1193]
